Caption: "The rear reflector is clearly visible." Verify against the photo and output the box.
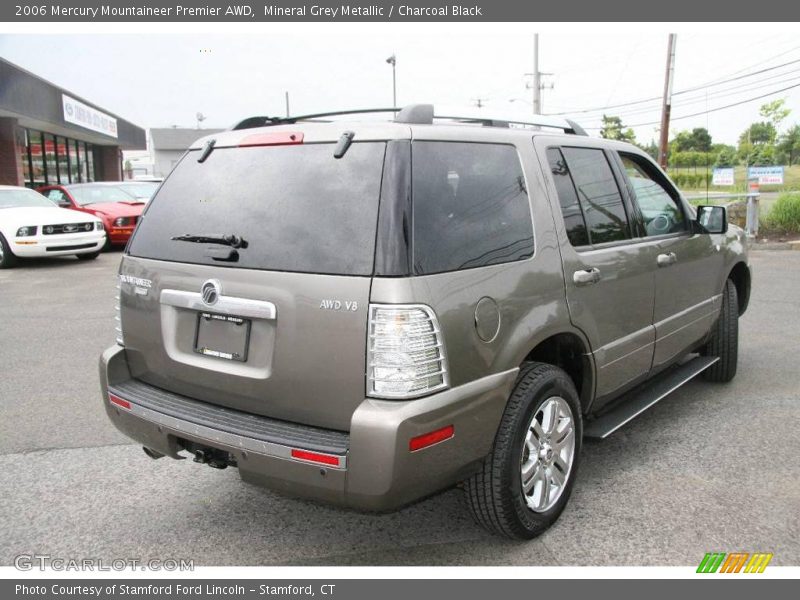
[290,449,341,467]
[108,393,131,410]
[239,132,304,147]
[409,425,454,452]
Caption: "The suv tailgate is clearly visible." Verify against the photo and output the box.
[119,257,370,431]
[121,141,386,431]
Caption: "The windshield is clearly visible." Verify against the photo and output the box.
[117,182,159,199]
[69,184,139,206]
[0,188,57,209]
[128,142,386,276]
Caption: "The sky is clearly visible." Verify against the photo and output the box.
[1,31,799,147]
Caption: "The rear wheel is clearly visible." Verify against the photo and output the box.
[701,278,739,382]
[77,251,100,261]
[465,362,582,539]
[0,233,18,269]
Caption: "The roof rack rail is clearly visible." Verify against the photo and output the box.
[397,104,588,135]
[231,104,587,136]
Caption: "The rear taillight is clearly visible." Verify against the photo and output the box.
[114,281,123,346]
[367,304,449,399]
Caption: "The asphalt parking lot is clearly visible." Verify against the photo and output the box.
[1,249,798,567]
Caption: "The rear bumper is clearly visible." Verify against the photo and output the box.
[100,344,516,511]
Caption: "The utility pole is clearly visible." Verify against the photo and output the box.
[525,34,553,115]
[285,91,290,117]
[471,97,489,108]
[658,34,677,169]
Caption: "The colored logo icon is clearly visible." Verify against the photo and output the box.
[697,552,773,573]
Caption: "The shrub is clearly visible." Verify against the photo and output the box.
[765,193,800,232]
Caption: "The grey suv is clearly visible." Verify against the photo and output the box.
[100,104,750,539]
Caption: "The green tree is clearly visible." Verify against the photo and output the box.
[671,128,712,153]
[759,99,791,141]
[738,122,778,164]
[714,146,737,167]
[600,114,636,143]
[777,125,800,166]
[641,139,659,161]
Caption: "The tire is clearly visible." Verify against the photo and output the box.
[465,362,582,539]
[701,278,739,383]
[0,232,18,269]
[77,251,100,261]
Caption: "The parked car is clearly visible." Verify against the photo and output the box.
[38,183,145,247]
[100,105,750,539]
[0,185,105,268]
[115,181,160,202]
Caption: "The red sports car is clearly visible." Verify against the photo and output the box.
[38,183,146,247]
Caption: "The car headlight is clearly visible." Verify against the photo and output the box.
[16,226,38,237]
[95,221,105,231]
[114,217,132,227]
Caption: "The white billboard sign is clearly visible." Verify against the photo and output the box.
[62,94,118,138]
[712,167,735,186]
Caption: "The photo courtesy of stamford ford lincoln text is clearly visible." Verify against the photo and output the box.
[0,1,799,596]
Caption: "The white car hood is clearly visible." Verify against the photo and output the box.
[1,206,99,232]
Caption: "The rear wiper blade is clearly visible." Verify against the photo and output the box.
[171,233,248,249]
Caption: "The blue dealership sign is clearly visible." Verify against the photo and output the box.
[747,166,784,185]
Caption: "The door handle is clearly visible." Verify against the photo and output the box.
[657,252,677,267]
[573,268,601,286]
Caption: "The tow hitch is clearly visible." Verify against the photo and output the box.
[192,448,231,469]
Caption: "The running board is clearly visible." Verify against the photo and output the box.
[584,356,719,440]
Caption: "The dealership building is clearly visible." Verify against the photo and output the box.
[0,57,146,188]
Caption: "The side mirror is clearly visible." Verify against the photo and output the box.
[696,205,727,234]
[58,200,71,209]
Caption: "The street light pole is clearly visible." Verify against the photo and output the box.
[386,54,397,108]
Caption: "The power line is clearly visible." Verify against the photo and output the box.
[584,71,800,121]
[583,81,800,130]
[546,57,800,116]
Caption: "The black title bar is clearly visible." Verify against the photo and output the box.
[4,0,800,22]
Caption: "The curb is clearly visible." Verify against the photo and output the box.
[749,240,800,251]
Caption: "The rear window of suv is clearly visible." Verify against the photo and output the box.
[127,142,386,276]
[412,142,534,275]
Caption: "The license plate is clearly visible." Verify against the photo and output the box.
[194,312,251,362]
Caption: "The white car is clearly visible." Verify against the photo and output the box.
[0,185,106,269]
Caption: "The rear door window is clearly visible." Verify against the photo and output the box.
[560,147,631,245]
[546,147,590,247]
[127,142,386,276]
[412,141,534,275]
